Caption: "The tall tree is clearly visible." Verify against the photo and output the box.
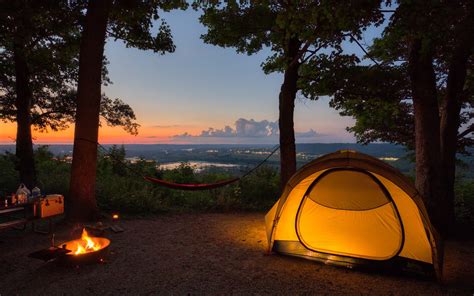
[0,0,80,188]
[0,0,140,189]
[302,1,474,235]
[199,0,383,188]
[438,2,474,232]
[69,0,113,221]
[68,0,187,221]
[372,1,473,234]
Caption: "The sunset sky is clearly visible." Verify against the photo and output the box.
[0,9,386,145]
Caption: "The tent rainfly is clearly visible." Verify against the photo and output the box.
[265,150,442,278]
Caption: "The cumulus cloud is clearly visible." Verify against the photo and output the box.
[171,132,193,139]
[171,118,318,142]
[235,118,278,137]
[295,129,317,138]
[196,119,278,138]
[199,125,235,137]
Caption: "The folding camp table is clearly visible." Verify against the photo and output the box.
[0,195,63,234]
[0,202,33,231]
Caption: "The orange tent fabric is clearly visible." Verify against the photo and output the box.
[265,150,442,279]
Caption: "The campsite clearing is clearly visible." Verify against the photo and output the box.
[0,213,472,295]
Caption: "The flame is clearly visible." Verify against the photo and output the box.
[73,228,102,255]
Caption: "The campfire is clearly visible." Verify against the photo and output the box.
[70,228,103,255]
[60,228,111,263]
[29,227,111,264]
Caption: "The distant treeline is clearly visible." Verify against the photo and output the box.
[1,144,473,179]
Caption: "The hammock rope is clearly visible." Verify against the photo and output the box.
[75,137,280,191]
[143,176,241,190]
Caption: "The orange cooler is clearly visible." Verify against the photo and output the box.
[35,195,64,218]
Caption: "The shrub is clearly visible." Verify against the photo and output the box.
[454,179,474,226]
[35,146,70,196]
[0,145,468,229]
[0,152,19,196]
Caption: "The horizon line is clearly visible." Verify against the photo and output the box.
[0,142,397,146]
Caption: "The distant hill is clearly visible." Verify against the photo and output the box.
[0,143,408,158]
[295,143,408,157]
[0,143,471,177]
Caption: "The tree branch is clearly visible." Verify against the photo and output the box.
[31,109,74,123]
[348,34,380,66]
[106,29,139,46]
[458,124,474,139]
[300,44,326,64]
[290,40,326,68]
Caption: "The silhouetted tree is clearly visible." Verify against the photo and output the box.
[302,0,474,235]
[0,0,140,188]
[0,1,80,188]
[69,0,187,221]
[199,0,383,188]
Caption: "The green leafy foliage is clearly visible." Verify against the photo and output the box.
[162,162,197,184]
[454,179,474,226]
[0,146,71,196]
[0,0,141,135]
[198,0,386,186]
[199,0,384,75]
[0,0,190,138]
[108,0,188,54]
[35,146,71,194]
[94,156,281,213]
[0,145,278,213]
[3,146,472,229]
[0,153,19,196]
[301,0,474,151]
[237,165,279,209]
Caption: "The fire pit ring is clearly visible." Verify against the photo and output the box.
[58,229,111,265]
[59,237,110,264]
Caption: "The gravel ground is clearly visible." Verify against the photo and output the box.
[0,213,473,295]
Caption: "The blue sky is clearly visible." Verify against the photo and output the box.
[101,8,387,144]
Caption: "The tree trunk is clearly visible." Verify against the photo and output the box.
[408,38,445,231]
[68,0,112,222]
[439,13,474,234]
[278,38,301,189]
[13,34,36,189]
[439,96,461,234]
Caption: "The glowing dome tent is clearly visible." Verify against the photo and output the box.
[265,150,442,276]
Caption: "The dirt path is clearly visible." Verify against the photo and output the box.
[0,213,473,295]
